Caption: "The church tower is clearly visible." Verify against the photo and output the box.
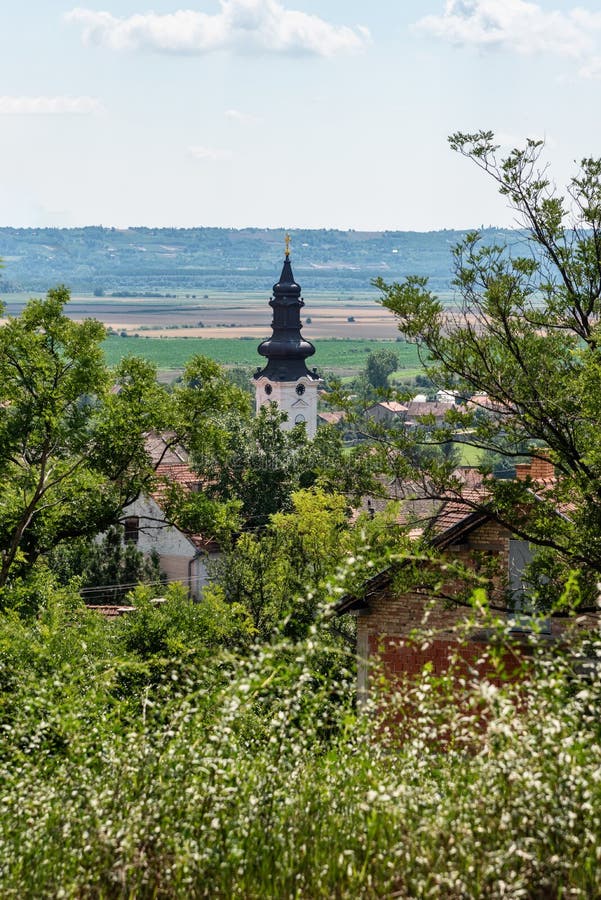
[254,237,321,438]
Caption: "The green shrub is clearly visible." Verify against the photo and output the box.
[2,572,601,897]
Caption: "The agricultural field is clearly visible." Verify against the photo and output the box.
[1,289,408,339]
[3,289,428,376]
[102,334,422,376]
[1,289,456,335]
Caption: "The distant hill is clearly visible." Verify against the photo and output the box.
[0,226,520,295]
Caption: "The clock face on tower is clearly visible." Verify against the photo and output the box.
[295,383,305,396]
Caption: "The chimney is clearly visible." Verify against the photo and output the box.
[515,451,555,483]
[529,450,555,482]
[515,463,531,482]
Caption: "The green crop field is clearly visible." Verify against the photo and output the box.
[102,335,422,373]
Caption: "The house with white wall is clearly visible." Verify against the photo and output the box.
[118,435,219,600]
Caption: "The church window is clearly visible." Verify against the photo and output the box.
[295,414,306,424]
[264,384,272,395]
[296,383,305,395]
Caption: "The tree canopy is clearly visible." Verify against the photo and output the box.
[0,288,168,595]
[374,132,601,601]
[174,399,378,530]
[365,347,398,391]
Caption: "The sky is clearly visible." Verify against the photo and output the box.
[1,0,601,230]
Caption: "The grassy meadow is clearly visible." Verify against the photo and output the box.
[102,334,423,375]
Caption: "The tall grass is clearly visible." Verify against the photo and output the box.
[1,580,601,897]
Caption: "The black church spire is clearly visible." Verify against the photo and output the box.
[255,240,317,382]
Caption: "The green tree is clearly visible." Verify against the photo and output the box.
[365,348,398,391]
[186,404,378,528]
[0,287,168,595]
[172,354,249,466]
[48,526,164,605]
[374,132,601,597]
[213,487,402,641]
[225,366,254,399]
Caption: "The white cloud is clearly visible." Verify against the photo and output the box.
[0,96,102,115]
[579,55,601,79]
[225,108,260,124]
[188,145,233,161]
[415,0,601,60]
[66,1,369,57]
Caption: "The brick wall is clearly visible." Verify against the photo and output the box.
[353,513,601,704]
[359,518,511,633]
[356,517,516,698]
[369,634,526,685]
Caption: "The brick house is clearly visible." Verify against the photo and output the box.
[338,455,598,702]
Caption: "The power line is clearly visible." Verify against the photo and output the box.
[80,571,208,596]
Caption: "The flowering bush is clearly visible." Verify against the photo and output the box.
[1,572,601,897]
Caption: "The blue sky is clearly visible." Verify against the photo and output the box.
[1,0,601,229]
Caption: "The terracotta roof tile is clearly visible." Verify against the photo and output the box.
[150,463,220,552]
[151,464,201,506]
[86,605,135,619]
[369,401,408,414]
[405,401,455,419]
[352,472,489,539]
[318,410,346,425]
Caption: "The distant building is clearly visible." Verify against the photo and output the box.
[365,400,408,425]
[436,389,460,405]
[254,241,321,438]
[121,467,218,601]
[404,400,455,427]
[317,410,346,427]
[117,433,219,601]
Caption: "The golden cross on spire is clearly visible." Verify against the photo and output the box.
[284,232,291,258]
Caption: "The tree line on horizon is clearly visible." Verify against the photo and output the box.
[0,224,520,294]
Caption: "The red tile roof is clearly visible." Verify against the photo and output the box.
[318,410,346,425]
[369,401,408,414]
[467,395,514,415]
[150,464,200,507]
[405,401,455,419]
[150,463,219,553]
[86,605,135,619]
[352,470,489,540]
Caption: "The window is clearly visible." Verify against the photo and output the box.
[508,540,551,633]
[123,516,140,544]
[295,383,305,396]
[295,414,306,424]
[264,384,272,395]
[508,540,533,609]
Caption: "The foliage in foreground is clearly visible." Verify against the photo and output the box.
[2,573,601,897]
[374,133,601,603]
[0,288,171,593]
[48,526,164,605]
